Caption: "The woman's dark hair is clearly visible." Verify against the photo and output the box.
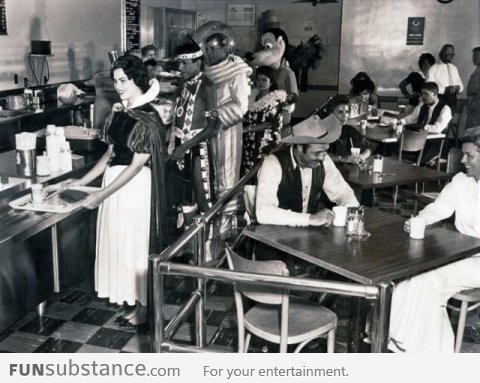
[143,58,157,68]
[111,55,150,93]
[255,66,278,91]
[418,53,435,68]
[350,72,376,96]
[328,95,350,114]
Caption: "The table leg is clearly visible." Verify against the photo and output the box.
[51,224,60,293]
[371,282,393,353]
[348,297,368,352]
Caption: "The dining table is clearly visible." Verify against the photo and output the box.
[334,157,452,205]
[357,110,446,162]
[243,207,480,352]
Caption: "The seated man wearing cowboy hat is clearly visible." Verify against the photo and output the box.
[256,112,359,227]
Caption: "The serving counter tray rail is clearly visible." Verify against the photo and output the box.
[9,185,100,214]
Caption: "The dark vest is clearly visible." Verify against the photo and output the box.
[274,147,327,214]
[417,100,448,126]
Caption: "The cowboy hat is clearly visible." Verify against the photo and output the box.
[281,113,342,144]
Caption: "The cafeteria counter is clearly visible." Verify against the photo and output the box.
[0,148,103,333]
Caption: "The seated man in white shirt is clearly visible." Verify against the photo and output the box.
[398,81,452,165]
[256,112,359,227]
[389,126,480,352]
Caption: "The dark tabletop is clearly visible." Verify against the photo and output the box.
[244,208,480,285]
[335,157,452,189]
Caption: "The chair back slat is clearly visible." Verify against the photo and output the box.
[446,147,464,174]
[398,129,429,165]
[225,246,288,305]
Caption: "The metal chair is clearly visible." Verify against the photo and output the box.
[393,129,429,206]
[225,246,337,353]
[415,147,464,212]
[447,288,480,352]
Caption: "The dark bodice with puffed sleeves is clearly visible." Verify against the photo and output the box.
[106,103,162,167]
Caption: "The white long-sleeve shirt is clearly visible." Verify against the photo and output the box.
[256,146,359,227]
[427,62,464,95]
[400,99,452,133]
[418,172,480,238]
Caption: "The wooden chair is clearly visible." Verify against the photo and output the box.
[447,288,480,352]
[393,129,429,206]
[225,246,337,353]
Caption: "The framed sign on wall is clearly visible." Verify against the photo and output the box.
[227,4,256,27]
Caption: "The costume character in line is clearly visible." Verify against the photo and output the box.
[245,27,298,125]
[168,42,217,217]
[242,66,287,174]
[66,55,167,329]
[193,21,252,237]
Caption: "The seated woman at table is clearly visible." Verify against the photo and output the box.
[399,52,435,108]
[242,66,286,174]
[389,126,480,353]
[347,72,377,124]
[326,95,374,163]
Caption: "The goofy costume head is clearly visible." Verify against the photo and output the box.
[246,28,288,70]
[246,28,298,116]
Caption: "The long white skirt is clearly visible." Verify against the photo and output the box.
[389,255,480,352]
[95,165,151,306]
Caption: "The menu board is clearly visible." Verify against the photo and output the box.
[0,0,7,35]
[227,4,256,27]
[125,0,140,51]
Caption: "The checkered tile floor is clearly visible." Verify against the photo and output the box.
[0,273,479,353]
[0,273,354,353]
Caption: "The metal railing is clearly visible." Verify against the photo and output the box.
[149,160,387,353]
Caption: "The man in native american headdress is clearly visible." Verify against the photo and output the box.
[169,42,217,215]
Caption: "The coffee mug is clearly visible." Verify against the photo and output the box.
[333,206,348,227]
[360,119,367,130]
[410,217,426,239]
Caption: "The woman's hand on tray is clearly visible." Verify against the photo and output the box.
[60,178,83,188]
[82,191,104,209]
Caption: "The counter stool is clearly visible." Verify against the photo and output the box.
[447,288,480,352]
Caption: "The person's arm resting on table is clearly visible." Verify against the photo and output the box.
[256,155,311,227]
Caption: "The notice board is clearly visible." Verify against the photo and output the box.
[406,17,425,46]
[124,0,141,51]
[0,0,7,35]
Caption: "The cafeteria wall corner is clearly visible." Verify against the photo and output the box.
[0,0,122,91]
[339,0,480,97]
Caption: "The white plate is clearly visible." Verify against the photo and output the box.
[9,185,100,214]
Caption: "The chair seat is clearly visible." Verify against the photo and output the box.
[244,298,337,345]
[452,288,480,302]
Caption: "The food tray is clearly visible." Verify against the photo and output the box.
[9,185,100,214]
